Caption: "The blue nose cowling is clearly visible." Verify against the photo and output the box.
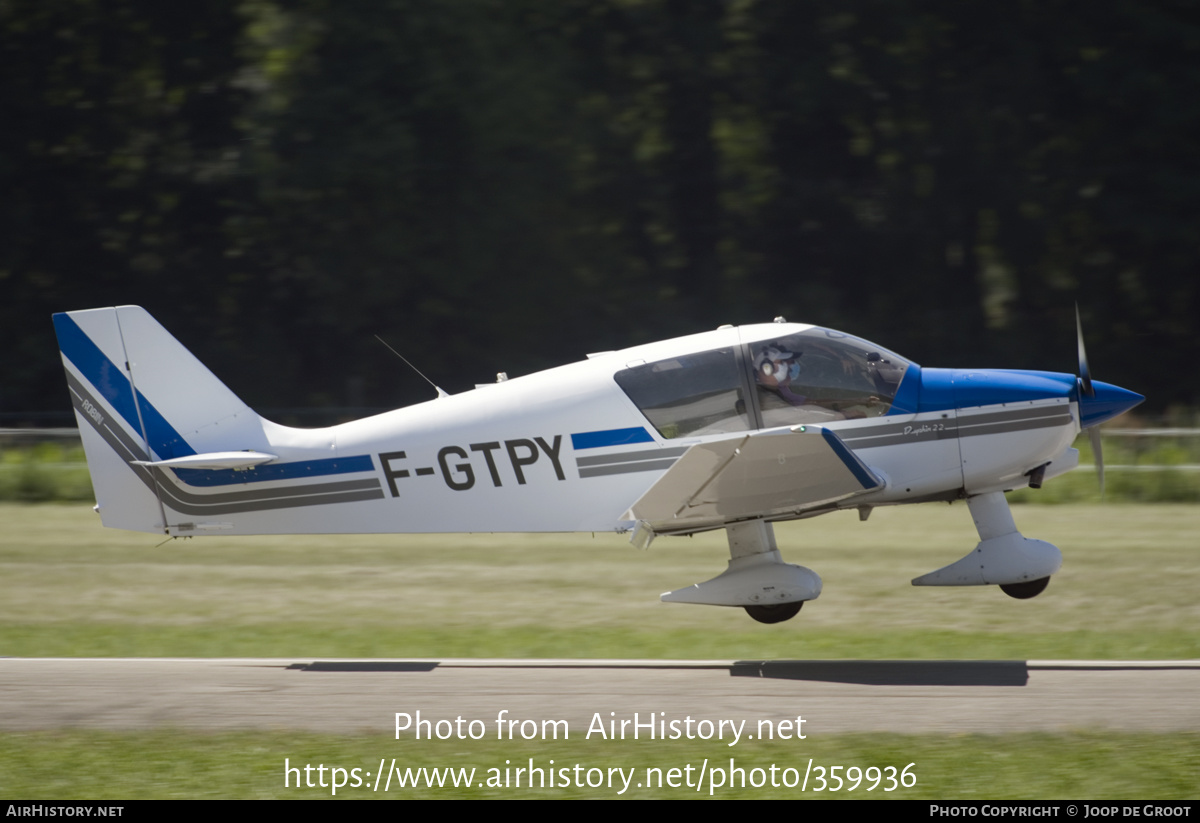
[916,368,1143,428]
[1078,381,1144,428]
[917,368,1076,412]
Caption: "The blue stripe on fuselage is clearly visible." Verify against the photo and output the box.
[173,454,376,486]
[571,427,655,450]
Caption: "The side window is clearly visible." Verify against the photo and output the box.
[614,348,750,439]
[751,330,908,428]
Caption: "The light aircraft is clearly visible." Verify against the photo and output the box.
[53,306,1142,623]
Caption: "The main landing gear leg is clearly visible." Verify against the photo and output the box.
[661,521,821,623]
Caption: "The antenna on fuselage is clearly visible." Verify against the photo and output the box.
[374,335,449,399]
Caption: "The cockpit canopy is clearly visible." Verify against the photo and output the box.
[614,328,911,439]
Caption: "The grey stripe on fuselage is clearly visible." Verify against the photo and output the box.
[574,445,688,478]
[578,459,680,478]
[571,405,1071,478]
[838,405,1070,450]
[575,446,689,467]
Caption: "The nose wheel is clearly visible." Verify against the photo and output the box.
[999,576,1050,600]
[744,602,804,624]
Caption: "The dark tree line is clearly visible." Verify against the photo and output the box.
[3,0,1197,423]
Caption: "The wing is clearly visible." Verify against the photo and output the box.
[623,425,882,539]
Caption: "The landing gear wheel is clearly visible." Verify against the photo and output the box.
[744,602,803,624]
[999,576,1050,600]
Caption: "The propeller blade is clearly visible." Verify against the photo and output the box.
[1077,305,1108,497]
[1075,304,1094,398]
[1089,426,1105,498]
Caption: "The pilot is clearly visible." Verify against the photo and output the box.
[755,341,884,421]
[754,344,808,406]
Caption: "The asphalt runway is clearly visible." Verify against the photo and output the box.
[2,658,1198,736]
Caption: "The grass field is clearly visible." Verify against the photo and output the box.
[1,502,1196,659]
[1,501,1197,798]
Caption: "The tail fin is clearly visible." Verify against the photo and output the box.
[54,306,383,536]
[53,306,269,533]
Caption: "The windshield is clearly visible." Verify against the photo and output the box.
[749,328,909,427]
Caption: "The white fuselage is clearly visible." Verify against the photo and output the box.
[132,323,1080,536]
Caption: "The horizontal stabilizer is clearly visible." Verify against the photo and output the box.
[624,426,882,533]
[131,451,277,471]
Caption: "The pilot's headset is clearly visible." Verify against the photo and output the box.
[754,344,801,383]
